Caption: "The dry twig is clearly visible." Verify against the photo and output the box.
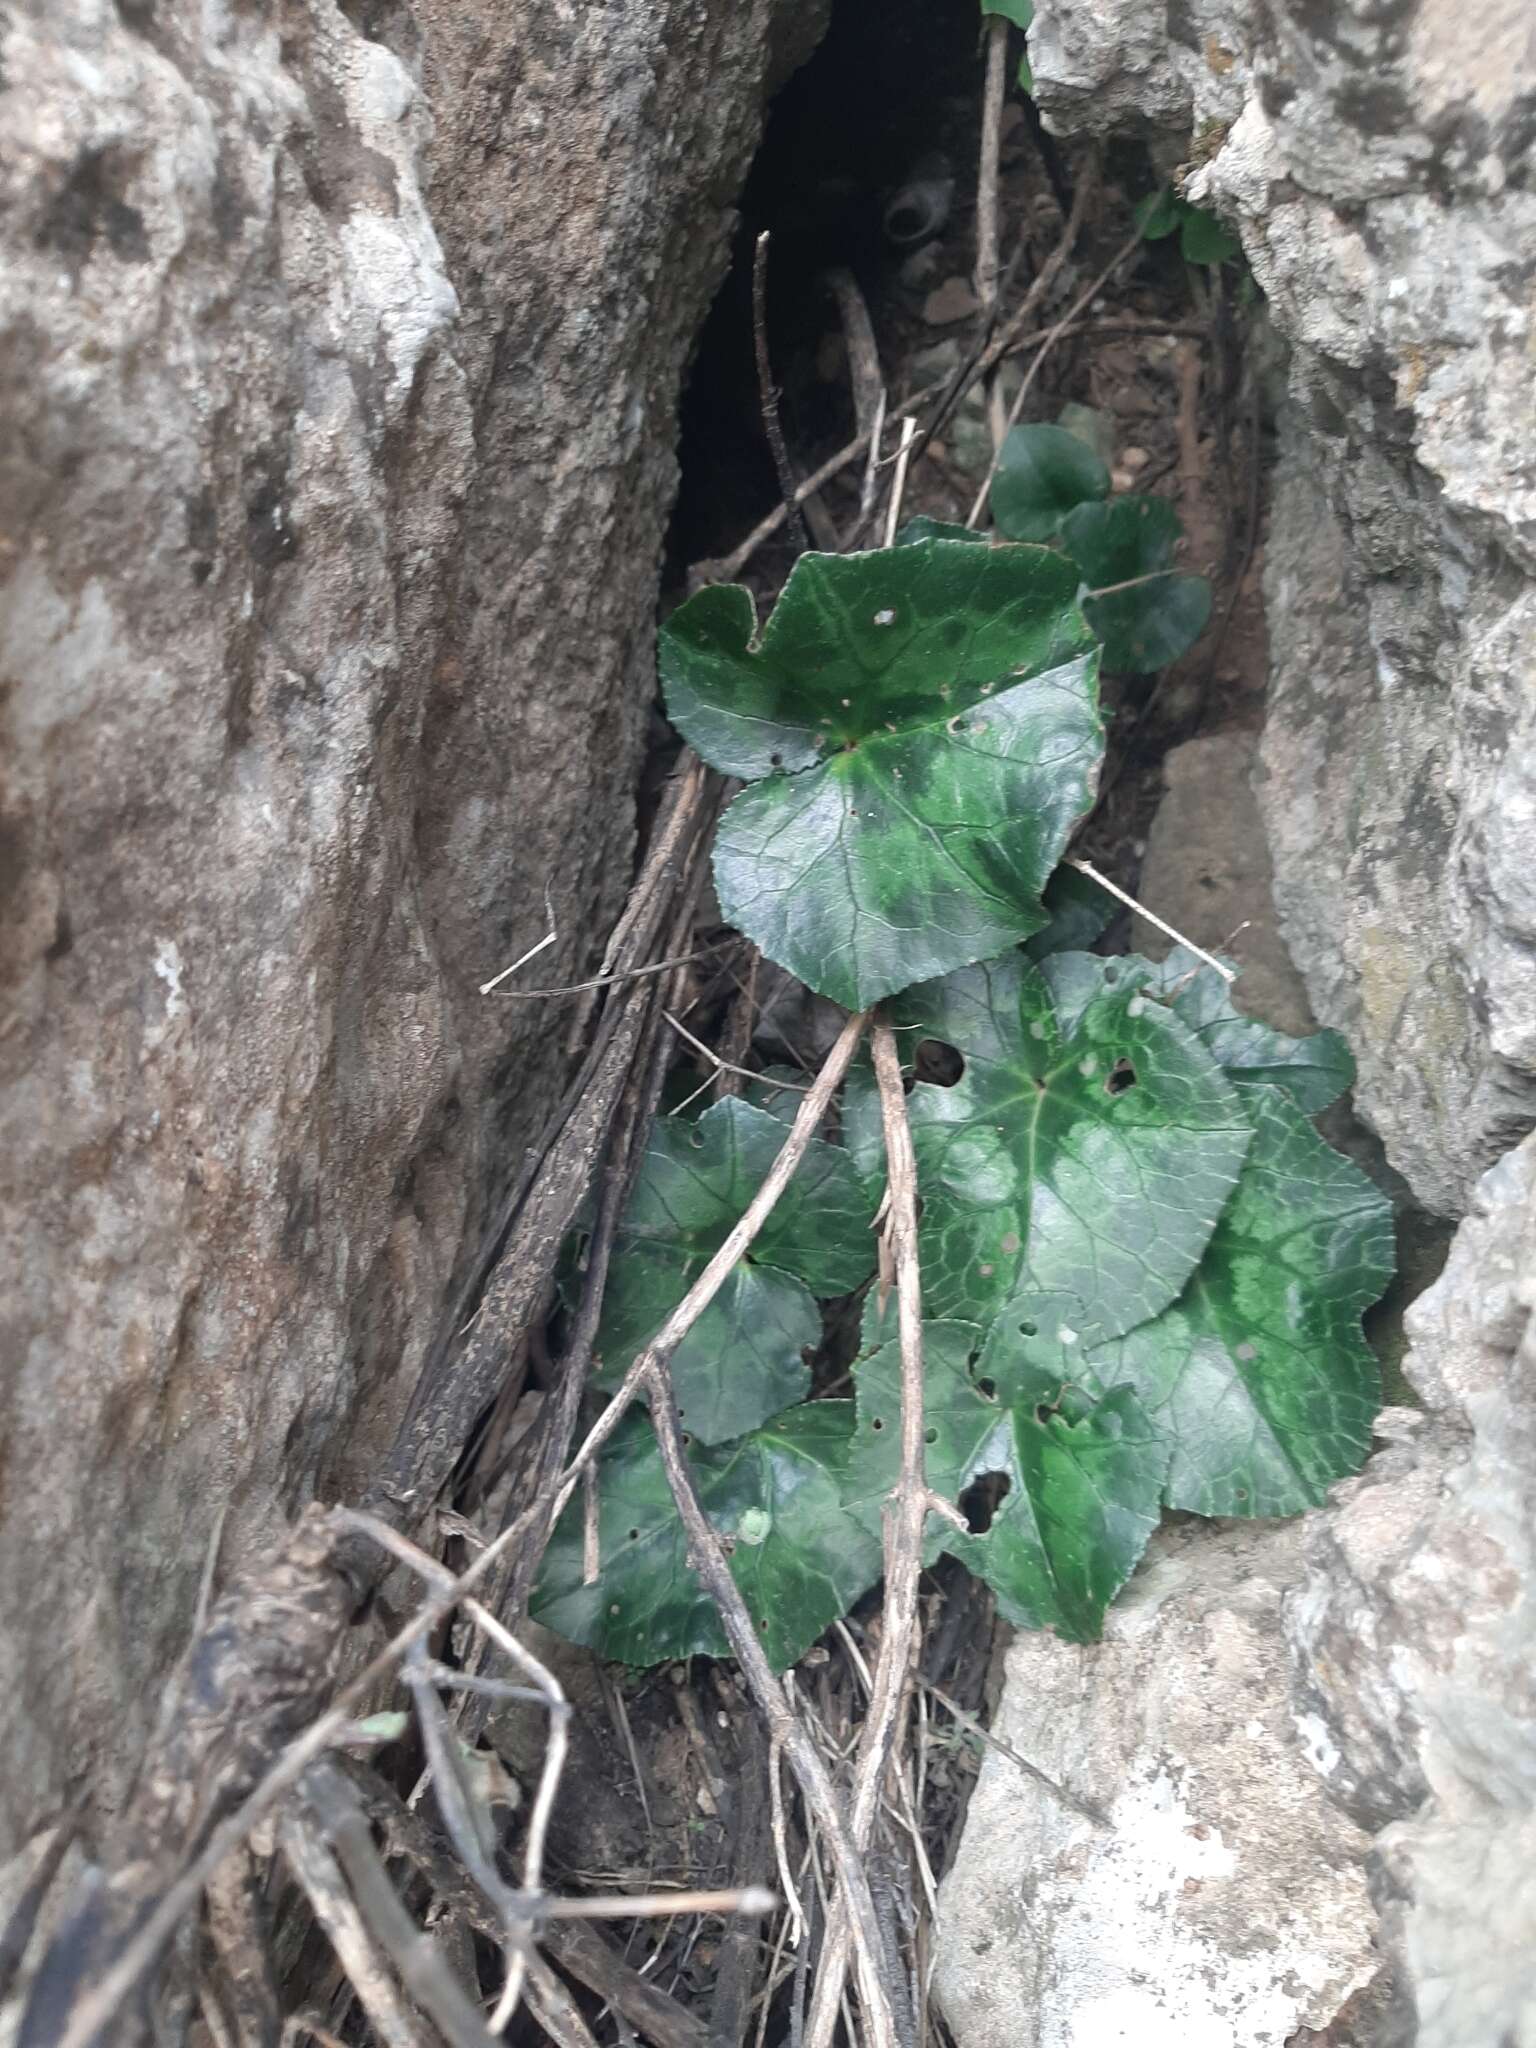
[754,232,809,556]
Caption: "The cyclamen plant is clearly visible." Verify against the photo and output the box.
[532,531,1393,1669]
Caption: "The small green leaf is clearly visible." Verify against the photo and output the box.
[662,542,1104,1010]
[351,1711,411,1745]
[890,950,1253,1334]
[1134,188,1183,241]
[850,1322,1167,1639]
[991,424,1111,543]
[592,1099,874,1444]
[1017,48,1034,92]
[980,0,1033,24]
[1063,498,1212,671]
[531,1404,883,1671]
[1179,204,1240,266]
[1084,1084,1393,1514]
[991,421,1114,544]
[1137,950,1356,1112]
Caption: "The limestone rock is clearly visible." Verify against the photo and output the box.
[0,0,819,1859]
[1028,0,1536,1214]
[934,1520,1380,2048]
[1288,1136,1536,2048]
[1132,726,1317,1038]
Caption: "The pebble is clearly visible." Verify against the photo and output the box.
[923,276,981,325]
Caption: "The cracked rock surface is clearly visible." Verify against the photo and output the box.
[0,0,818,1859]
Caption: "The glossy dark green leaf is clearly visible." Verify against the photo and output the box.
[532,1404,883,1671]
[592,1099,874,1443]
[1083,1084,1393,1514]
[894,516,986,547]
[991,424,1111,543]
[1062,498,1211,671]
[1179,204,1240,265]
[1135,949,1356,1112]
[890,950,1253,1335]
[662,542,1103,1010]
[849,1322,1167,1639]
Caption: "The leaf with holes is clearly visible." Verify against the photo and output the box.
[991,423,1111,543]
[884,949,1254,1335]
[1076,1082,1393,1515]
[1131,949,1357,1112]
[530,1404,883,1670]
[658,541,1103,1010]
[1062,498,1212,672]
[590,1099,875,1445]
[848,1321,1168,1639]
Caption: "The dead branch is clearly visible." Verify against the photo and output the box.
[281,1810,424,2048]
[975,15,1008,324]
[802,1021,931,2048]
[753,232,809,556]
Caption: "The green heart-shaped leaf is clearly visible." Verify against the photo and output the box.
[849,1322,1167,1639]
[531,1403,883,1671]
[659,541,1103,1010]
[991,423,1111,543]
[879,951,1253,1334]
[1134,949,1356,1112]
[1063,498,1211,672]
[592,1099,875,1444]
[1081,1082,1393,1515]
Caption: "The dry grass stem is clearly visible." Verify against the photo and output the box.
[1067,857,1238,983]
[804,1019,930,2048]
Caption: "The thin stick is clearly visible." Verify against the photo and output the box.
[281,1818,422,2048]
[803,1020,930,2048]
[967,221,1145,526]
[924,1682,1109,1827]
[302,1766,499,2048]
[1066,857,1237,983]
[543,1887,776,1923]
[664,1010,809,1093]
[882,417,920,549]
[480,886,559,993]
[975,14,1008,322]
[768,1736,807,1947]
[490,945,720,1000]
[753,232,809,556]
[688,380,948,589]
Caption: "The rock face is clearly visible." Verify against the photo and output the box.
[1287,1136,1536,2048]
[934,1520,1382,2048]
[0,0,817,1860]
[1031,0,1536,1217]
